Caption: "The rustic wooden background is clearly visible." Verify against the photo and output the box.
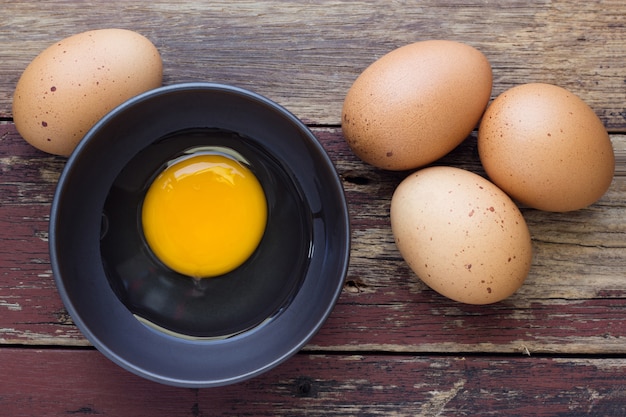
[1,1,626,415]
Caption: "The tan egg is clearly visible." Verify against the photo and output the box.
[390,166,532,305]
[478,83,615,212]
[13,28,163,156]
[342,40,492,170]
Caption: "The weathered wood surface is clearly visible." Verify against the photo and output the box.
[1,0,626,130]
[3,348,626,417]
[3,124,626,356]
[2,0,626,414]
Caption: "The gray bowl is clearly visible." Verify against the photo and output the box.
[49,82,350,387]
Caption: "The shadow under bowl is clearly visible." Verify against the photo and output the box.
[49,82,350,388]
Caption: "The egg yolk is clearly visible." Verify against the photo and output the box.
[141,154,267,278]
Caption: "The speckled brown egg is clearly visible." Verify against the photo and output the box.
[478,83,615,212]
[13,28,163,156]
[342,40,492,170]
[390,166,532,304]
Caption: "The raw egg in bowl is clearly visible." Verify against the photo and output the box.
[49,82,350,387]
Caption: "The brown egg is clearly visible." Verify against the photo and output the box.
[13,28,163,156]
[342,40,492,170]
[390,166,532,304]
[478,83,615,212]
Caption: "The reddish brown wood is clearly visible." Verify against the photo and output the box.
[1,348,626,416]
[3,123,626,355]
[2,1,626,414]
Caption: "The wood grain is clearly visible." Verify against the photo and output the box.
[2,348,626,416]
[2,123,626,355]
[2,1,626,413]
[1,0,625,130]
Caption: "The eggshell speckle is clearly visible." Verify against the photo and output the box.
[478,83,615,212]
[13,28,163,156]
[390,166,532,304]
[342,40,492,170]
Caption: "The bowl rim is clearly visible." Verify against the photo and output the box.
[49,82,351,387]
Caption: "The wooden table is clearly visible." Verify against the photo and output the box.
[2,1,626,415]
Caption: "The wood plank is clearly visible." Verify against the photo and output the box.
[2,123,626,354]
[3,2,626,413]
[2,348,626,416]
[1,0,625,129]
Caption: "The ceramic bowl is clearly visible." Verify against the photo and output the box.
[49,82,350,387]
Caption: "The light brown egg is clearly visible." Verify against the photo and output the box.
[390,166,532,304]
[342,40,492,170]
[478,83,615,212]
[13,28,163,156]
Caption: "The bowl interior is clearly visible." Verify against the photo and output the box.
[101,128,313,339]
[50,83,350,387]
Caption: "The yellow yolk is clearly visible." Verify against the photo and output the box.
[141,154,267,278]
